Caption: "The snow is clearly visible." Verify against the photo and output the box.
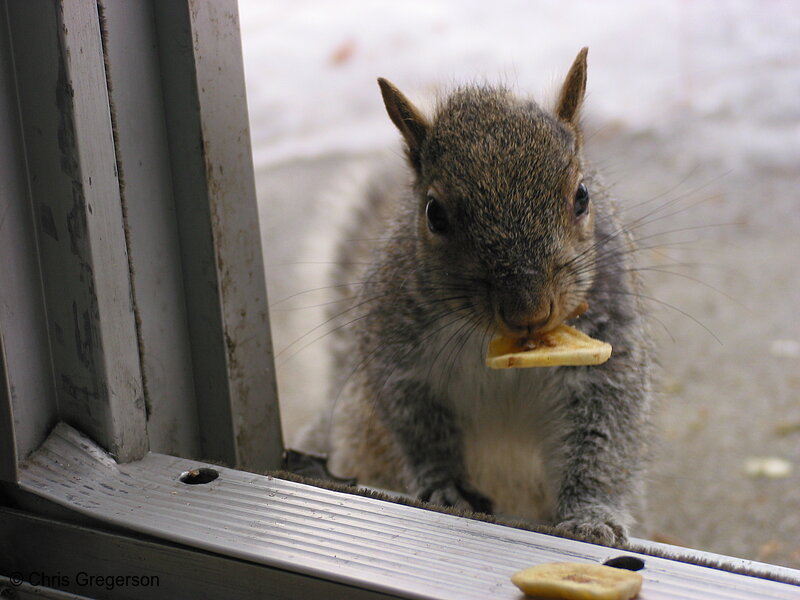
[239,0,800,170]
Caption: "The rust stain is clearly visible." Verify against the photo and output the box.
[329,38,357,66]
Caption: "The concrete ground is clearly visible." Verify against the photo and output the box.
[244,1,800,571]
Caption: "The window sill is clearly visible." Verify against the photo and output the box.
[9,423,799,599]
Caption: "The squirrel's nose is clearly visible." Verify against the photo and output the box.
[498,300,554,337]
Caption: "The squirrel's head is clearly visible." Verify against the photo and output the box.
[378,48,596,341]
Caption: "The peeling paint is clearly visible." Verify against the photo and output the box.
[71,300,93,369]
[65,181,87,257]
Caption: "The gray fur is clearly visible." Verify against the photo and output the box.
[296,49,653,545]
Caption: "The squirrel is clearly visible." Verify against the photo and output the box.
[295,48,653,545]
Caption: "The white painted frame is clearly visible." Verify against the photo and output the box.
[0,0,282,475]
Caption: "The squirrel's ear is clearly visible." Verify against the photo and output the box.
[555,47,588,125]
[378,78,429,168]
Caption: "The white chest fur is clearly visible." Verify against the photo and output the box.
[419,322,586,521]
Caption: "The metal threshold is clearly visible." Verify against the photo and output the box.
[14,423,800,599]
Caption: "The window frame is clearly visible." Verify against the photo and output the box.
[0,0,283,474]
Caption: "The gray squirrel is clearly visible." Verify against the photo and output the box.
[296,48,653,545]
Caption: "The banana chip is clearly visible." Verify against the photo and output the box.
[486,324,612,369]
[511,562,642,600]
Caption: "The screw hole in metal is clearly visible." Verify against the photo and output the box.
[602,556,645,571]
[179,467,219,485]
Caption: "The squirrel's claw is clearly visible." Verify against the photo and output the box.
[555,516,628,546]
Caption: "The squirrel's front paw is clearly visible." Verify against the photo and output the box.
[419,480,493,514]
[555,515,628,546]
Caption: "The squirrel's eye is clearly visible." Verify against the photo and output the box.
[426,196,449,234]
[574,182,590,218]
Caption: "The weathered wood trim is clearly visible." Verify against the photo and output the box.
[0,0,59,481]
[152,0,283,470]
[96,0,202,459]
[3,0,147,465]
[2,0,281,473]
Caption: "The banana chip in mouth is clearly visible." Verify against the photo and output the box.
[486,324,612,369]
